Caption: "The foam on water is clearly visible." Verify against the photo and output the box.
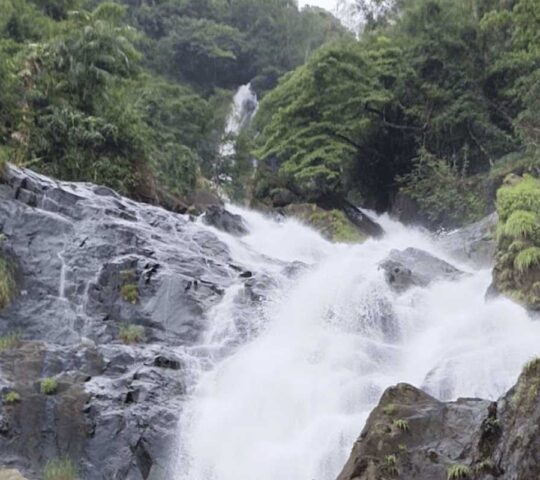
[175,207,539,480]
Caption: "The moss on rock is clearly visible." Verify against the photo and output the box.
[284,203,365,243]
[494,175,540,309]
[0,255,15,310]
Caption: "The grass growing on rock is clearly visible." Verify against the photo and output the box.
[0,332,21,351]
[447,464,470,479]
[120,284,138,304]
[381,454,399,476]
[393,418,409,432]
[40,378,58,395]
[43,458,77,480]
[119,324,144,344]
[0,256,15,310]
[3,391,21,404]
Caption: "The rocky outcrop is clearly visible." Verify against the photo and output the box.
[438,213,497,267]
[0,166,266,479]
[337,359,540,480]
[202,205,248,236]
[380,248,465,292]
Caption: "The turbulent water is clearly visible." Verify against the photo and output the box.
[174,207,540,480]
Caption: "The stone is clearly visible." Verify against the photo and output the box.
[202,205,248,236]
[380,248,465,292]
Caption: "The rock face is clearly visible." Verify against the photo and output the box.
[438,213,497,267]
[380,248,465,292]
[337,359,540,480]
[0,166,262,479]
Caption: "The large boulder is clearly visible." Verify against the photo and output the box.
[337,359,540,480]
[380,248,465,292]
[437,213,497,267]
[202,205,248,236]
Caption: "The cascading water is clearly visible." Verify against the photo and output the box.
[174,207,540,480]
[219,84,259,158]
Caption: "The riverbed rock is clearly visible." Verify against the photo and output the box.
[337,359,540,480]
[380,248,465,292]
[202,205,248,236]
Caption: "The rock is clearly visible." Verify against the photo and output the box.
[437,213,497,267]
[337,359,540,480]
[270,188,298,208]
[340,200,384,238]
[0,165,262,479]
[380,248,465,292]
[202,205,248,236]
[0,470,29,480]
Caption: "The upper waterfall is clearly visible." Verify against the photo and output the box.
[174,206,540,480]
[219,84,259,158]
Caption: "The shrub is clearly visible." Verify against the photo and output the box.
[0,332,21,351]
[120,284,138,304]
[393,418,409,432]
[3,391,21,404]
[43,458,77,480]
[514,247,540,273]
[447,464,470,479]
[119,324,144,344]
[40,378,58,395]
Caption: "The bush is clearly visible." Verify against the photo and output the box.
[119,324,144,344]
[120,284,138,304]
[43,458,77,480]
[40,377,58,395]
[0,332,20,351]
[494,175,540,309]
[3,391,21,404]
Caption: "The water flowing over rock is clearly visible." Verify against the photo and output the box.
[1,166,540,480]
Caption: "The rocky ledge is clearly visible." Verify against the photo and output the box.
[337,359,540,480]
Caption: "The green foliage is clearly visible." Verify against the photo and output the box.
[382,403,397,416]
[43,458,77,480]
[3,390,21,404]
[399,149,486,227]
[381,454,399,476]
[447,464,470,479]
[120,283,138,304]
[494,175,540,309]
[0,256,15,309]
[0,332,20,351]
[514,247,540,273]
[40,377,58,395]
[119,324,144,344]
[392,418,409,432]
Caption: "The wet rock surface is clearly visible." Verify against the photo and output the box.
[0,166,259,479]
[202,205,248,236]
[337,360,540,480]
[380,248,465,292]
[437,213,497,267]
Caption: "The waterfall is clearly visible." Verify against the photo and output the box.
[174,207,540,480]
[219,83,259,158]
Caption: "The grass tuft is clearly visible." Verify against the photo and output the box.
[40,378,58,395]
[393,418,409,432]
[43,458,77,480]
[447,464,470,479]
[3,391,21,404]
[0,332,21,351]
[119,324,144,344]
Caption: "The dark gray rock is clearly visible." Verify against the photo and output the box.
[0,166,265,479]
[202,205,248,236]
[437,213,497,267]
[337,359,540,480]
[380,248,465,292]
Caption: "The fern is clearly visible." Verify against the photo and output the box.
[514,247,540,273]
[502,210,538,240]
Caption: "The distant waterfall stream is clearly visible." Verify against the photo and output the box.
[174,207,540,480]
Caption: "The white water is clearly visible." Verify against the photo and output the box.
[219,84,259,158]
[175,208,540,480]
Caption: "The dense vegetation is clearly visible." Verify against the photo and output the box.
[0,0,346,200]
[494,175,540,309]
[253,0,540,227]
